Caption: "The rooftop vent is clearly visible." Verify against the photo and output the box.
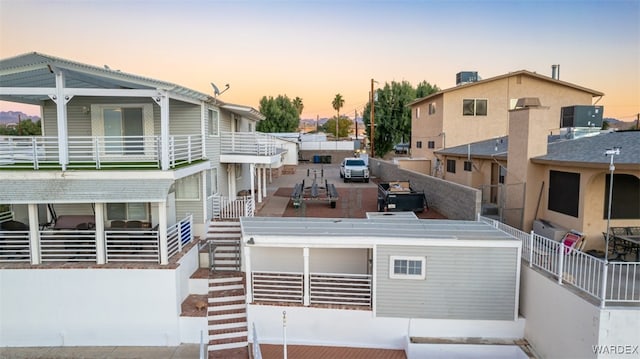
[515,97,542,108]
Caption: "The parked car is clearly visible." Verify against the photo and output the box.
[340,157,369,183]
[394,143,409,154]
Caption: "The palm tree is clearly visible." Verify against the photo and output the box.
[332,94,344,138]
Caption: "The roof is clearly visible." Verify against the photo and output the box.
[435,136,509,160]
[0,52,211,104]
[240,217,515,241]
[409,70,604,106]
[436,131,640,169]
[220,103,265,121]
[0,178,174,204]
[531,131,640,168]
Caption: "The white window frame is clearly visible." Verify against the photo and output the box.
[90,103,154,157]
[175,174,201,201]
[389,255,426,280]
[208,108,220,137]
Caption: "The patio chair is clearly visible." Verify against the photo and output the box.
[110,220,126,228]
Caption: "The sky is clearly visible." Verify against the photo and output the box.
[0,0,638,121]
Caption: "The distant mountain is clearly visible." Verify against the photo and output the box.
[604,117,636,130]
[0,111,41,125]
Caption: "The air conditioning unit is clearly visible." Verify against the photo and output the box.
[533,219,568,241]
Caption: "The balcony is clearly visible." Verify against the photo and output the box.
[220,132,286,164]
[0,135,205,170]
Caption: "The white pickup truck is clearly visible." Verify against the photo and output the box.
[339,157,370,183]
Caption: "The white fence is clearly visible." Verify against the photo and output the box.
[251,271,372,307]
[479,216,640,307]
[210,194,254,219]
[299,141,355,151]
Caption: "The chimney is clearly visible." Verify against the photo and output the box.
[551,64,560,80]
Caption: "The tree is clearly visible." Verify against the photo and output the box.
[257,95,300,133]
[292,97,304,118]
[362,80,439,157]
[0,119,42,136]
[321,115,351,138]
[332,94,344,138]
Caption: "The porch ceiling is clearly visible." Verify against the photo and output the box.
[0,178,173,204]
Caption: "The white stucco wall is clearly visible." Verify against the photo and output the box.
[0,268,183,347]
[520,265,601,358]
[248,305,525,352]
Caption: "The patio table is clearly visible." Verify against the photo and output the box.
[615,235,640,262]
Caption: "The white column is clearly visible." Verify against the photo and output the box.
[27,204,40,265]
[303,247,310,306]
[244,246,253,303]
[158,91,170,171]
[158,200,169,264]
[262,166,267,198]
[256,164,263,203]
[94,203,106,264]
[53,70,69,170]
[250,163,256,205]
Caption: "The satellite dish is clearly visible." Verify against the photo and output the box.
[211,82,230,97]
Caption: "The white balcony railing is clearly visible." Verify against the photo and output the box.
[479,215,640,307]
[0,135,205,169]
[220,132,282,156]
[0,215,194,264]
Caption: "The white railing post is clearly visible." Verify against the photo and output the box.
[600,262,608,308]
[187,136,192,163]
[94,137,101,169]
[303,248,310,306]
[177,218,183,252]
[557,244,564,284]
[31,137,39,170]
[245,247,253,303]
[529,231,534,267]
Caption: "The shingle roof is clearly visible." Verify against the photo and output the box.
[436,131,640,168]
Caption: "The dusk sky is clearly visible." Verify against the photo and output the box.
[1,0,638,121]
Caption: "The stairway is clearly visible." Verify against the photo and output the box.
[207,221,242,271]
[208,273,248,355]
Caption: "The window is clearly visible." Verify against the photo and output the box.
[428,102,436,115]
[464,161,472,172]
[446,159,456,173]
[427,141,435,149]
[235,163,243,179]
[548,170,580,217]
[604,174,640,219]
[390,256,426,279]
[416,141,422,149]
[208,109,219,136]
[208,168,218,195]
[462,99,488,116]
[415,107,420,118]
[176,174,201,201]
[499,166,506,184]
[107,203,149,221]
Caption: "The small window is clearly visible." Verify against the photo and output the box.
[208,168,218,195]
[390,256,426,280]
[499,166,506,184]
[416,141,422,149]
[446,159,456,173]
[463,99,488,116]
[548,170,579,217]
[427,141,435,149]
[176,174,201,201]
[428,102,436,115]
[107,203,149,221]
[415,107,420,118]
[208,109,219,136]
[464,161,472,172]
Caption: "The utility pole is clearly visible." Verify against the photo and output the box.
[636,113,639,130]
[370,78,375,157]
[354,109,358,140]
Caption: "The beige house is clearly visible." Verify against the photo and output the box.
[408,70,604,175]
[435,104,640,250]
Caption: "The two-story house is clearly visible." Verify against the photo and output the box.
[408,70,603,175]
[0,52,289,348]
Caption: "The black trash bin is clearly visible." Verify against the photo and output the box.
[322,155,332,164]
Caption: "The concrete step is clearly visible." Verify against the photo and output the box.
[209,321,247,331]
[209,330,248,341]
[210,283,244,292]
[208,341,248,351]
[208,311,246,321]
[210,276,243,284]
[209,295,245,303]
[208,303,245,312]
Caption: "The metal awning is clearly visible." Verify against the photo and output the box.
[0,179,174,204]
